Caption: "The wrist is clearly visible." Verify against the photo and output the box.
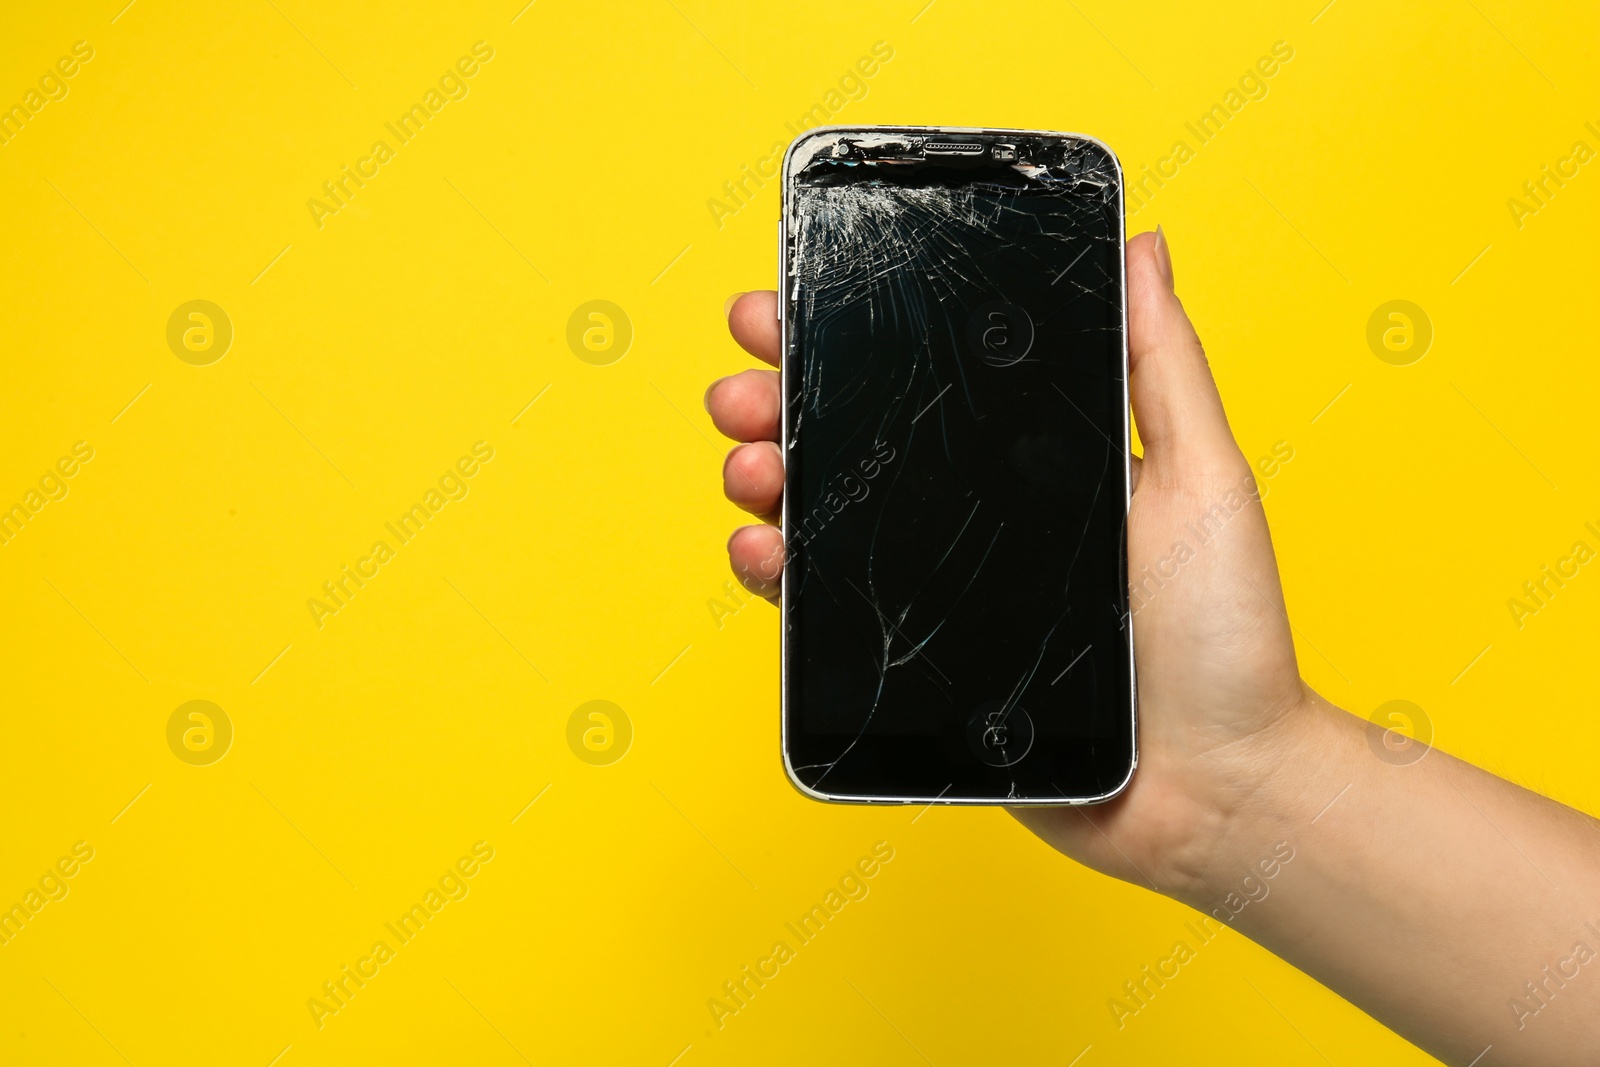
[1158,688,1359,909]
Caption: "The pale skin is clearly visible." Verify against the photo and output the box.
[707,230,1600,1064]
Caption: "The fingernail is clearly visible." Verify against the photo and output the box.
[724,292,745,318]
[1153,226,1174,290]
[704,376,725,412]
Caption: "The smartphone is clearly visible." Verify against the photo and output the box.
[779,126,1136,806]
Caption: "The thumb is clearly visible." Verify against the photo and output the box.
[1125,228,1243,483]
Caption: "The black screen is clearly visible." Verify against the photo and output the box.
[782,129,1135,804]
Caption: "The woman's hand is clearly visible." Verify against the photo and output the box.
[710,230,1600,1064]
[708,230,1312,904]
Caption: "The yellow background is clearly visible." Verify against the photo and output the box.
[1,1,1595,1063]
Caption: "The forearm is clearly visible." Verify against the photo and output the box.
[1179,693,1600,1066]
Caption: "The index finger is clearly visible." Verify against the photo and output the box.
[727,291,780,367]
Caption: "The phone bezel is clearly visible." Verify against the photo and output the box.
[777,125,1137,807]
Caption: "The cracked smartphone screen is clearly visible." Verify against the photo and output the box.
[781,128,1135,804]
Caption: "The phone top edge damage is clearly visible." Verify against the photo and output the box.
[778,127,1137,807]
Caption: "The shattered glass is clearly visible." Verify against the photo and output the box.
[781,128,1135,804]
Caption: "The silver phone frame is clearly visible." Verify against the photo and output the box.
[777,125,1138,807]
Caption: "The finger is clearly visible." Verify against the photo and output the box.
[723,442,783,516]
[727,291,780,367]
[706,368,780,443]
[1129,451,1141,493]
[729,524,784,598]
[1125,229,1244,483]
